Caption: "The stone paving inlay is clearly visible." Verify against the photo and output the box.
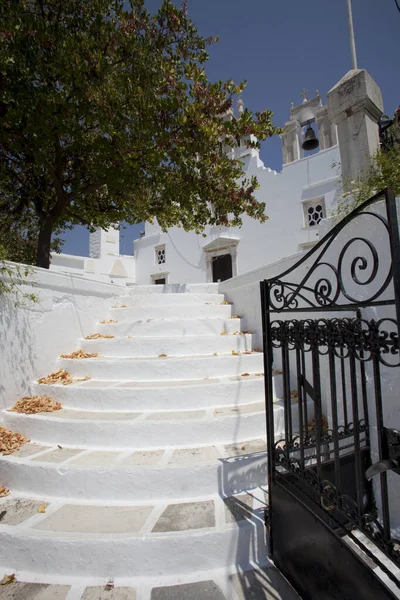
[81,586,136,600]
[146,410,206,420]
[120,450,164,466]
[151,580,225,600]
[0,498,48,526]
[152,500,215,532]
[225,439,266,457]
[32,504,153,533]
[0,582,70,600]
[32,448,83,463]
[67,451,122,467]
[9,443,48,459]
[168,446,220,465]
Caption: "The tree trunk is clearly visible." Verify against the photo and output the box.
[36,218,54,269]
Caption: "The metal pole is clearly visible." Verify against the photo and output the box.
[346,0,358,70]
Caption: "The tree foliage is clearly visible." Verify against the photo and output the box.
[0,0,281,268]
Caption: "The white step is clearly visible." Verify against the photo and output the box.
[56,352,264,381]
[114,293,225,306]
[0,493,266,578]
[0,281,285,590]
[80,333,252,357]
[97,317,243,337]
[2,403,267,448]
[110,303,232,321]
[0,439,267,501]
[126,283,220,294]
[31,375,267,412]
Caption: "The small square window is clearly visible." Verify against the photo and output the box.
[304,199,325,227]
[155,244,166,265]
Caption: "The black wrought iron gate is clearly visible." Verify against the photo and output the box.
[261,188,400,600]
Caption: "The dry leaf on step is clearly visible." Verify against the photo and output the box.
[10,396,62,414]
[60,350,98,359]
[158,354,167,358]
[0,486,10,498]
[213,353,218,356]
[232,350,239,356]
[241,373,250,377]
[232,315,241,319]
[105,579,114,590]
[0,426,29,455]
[99,320,117,324]
[85,334,114,340]
[37,504,47,513]
[220,332,227,336]
[255,373,263,377]
[0,574,16,585]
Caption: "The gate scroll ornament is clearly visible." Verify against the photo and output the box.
[261,188,400,594]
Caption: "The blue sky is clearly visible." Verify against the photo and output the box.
[61,0,400,257]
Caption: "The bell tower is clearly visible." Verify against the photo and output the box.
[281,90,337,165]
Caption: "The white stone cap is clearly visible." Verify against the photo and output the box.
[327,69,383,124]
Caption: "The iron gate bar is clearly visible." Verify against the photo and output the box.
[372,351,391,541]
[261,188,400,598]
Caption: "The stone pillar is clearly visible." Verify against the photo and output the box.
[89,226,120,259]
[281,121,301,165]
[327,69,383,186]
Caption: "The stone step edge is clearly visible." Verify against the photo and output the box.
[0,495,263,539]
[0,564,287,600]
[59,351,263,361]
[2,405,267,424]
[0,445,267,501]
[3,402,268,419]
[32,373,267,391]
[0,526,267,578]
[0,488,266,511]
[80,333,252,341]
[0,439,267,467]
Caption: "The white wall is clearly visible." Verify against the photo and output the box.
[133,144,340,285]
[219,251,308,349]
[0,264,124,413]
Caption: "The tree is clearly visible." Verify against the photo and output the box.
[0,0,281,269]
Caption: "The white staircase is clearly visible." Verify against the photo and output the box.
[0,284,297,600]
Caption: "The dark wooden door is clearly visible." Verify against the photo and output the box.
[212,254,232,282]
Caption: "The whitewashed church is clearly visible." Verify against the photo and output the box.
[50,90,342,284]
[50,67,383,289]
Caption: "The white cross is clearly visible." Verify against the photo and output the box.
[300,89,308,102]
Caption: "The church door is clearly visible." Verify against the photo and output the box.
[212,254,233,282]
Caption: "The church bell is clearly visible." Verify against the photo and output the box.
[302,125,319,151]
